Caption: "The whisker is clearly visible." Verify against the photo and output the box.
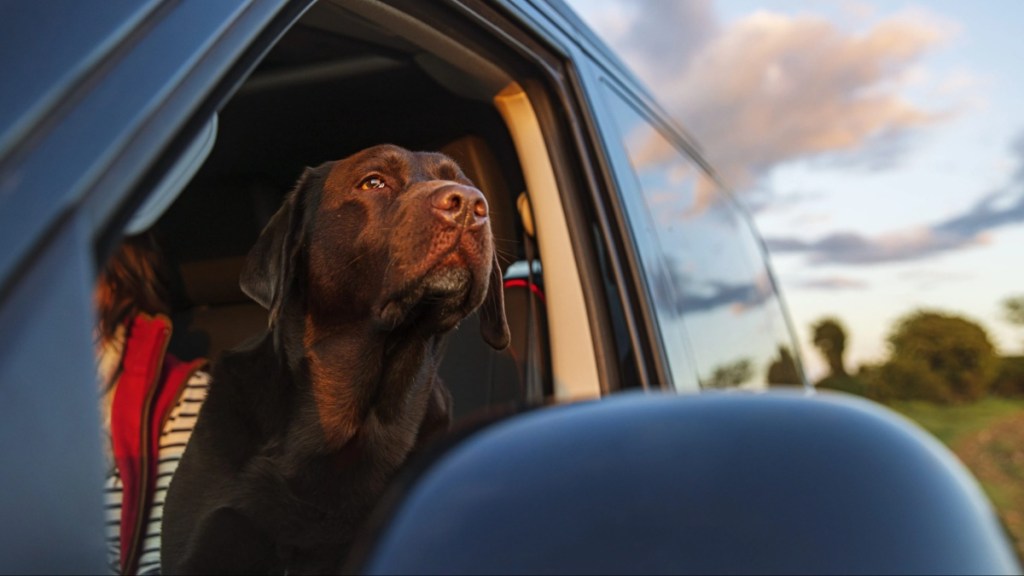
[334,252,370,276]
[492,237,521,247]
[495,246,519,261]
[382,255,398,282]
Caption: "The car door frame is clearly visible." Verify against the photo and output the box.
[0,1,313,571]
[426,0,678,393]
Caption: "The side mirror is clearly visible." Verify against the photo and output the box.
[349,391,1020,574]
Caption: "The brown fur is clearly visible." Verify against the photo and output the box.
[162,145,509,574]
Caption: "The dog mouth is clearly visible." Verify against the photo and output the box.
[376,263,475,330]
[422,267,472,297]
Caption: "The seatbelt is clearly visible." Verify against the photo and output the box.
[522,233,543,403]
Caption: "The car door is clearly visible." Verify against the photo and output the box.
[0,2,312,571]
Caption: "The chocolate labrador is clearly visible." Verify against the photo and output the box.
[162,144,510,574]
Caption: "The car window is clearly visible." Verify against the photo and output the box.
[145,3,574,420]
[599,82,802,390]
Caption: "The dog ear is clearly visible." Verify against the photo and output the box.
[240,168,317,325]
[479,252,510,350]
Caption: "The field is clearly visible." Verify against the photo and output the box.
[889,397,1024,559]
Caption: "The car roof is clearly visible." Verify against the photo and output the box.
[0,1,158,159]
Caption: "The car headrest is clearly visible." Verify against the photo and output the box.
[349,391,1020,575]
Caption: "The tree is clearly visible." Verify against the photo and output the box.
[704,358,754,389]
[812,317,848,377]
[767,346,802,386]
[1004,295,1024,326]
[995,296,1024,396]
[884,310,998,403]
[1004,295,1024,351]
[868,356,952,403]
[991,355,1024,397]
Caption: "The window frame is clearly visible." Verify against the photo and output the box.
[397,0,653,395]
[0,2,316,571]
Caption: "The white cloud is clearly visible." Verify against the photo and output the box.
[764,139,1024,266]
[571,2,957,190]
[567,0,718,81]
[573,1,1024,271]
[798,276,870,290]
[670,10,951,188]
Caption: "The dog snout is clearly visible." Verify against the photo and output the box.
[430,184,488,228]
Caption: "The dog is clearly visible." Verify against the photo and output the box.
[162,144,510,574]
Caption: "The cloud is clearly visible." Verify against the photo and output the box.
[745,189,827,214]
[569,2,956,190]
[764,227,980,265]
[682,280,771,314]
[624,0,719,74]
[650,257,773,315]
[897,268,973,290]
[570,1,1021,269]
[670,10,952,188]
[766,189,1023,266]
[569,0,718,81]
[765,133,1024,265]
[798,276,870,290]
[935,190,1024,238]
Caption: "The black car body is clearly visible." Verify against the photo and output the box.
[0,0,1018,573]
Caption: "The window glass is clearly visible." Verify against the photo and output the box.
[602,84,802,390]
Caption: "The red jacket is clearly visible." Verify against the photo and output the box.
[110,314,205,575]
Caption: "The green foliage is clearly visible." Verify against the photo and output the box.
[844,363,883,399]
[704,358,754,389]
[767,346,802,386]
[992,356,1024,397]
[1004,296,1024,326]
[870,357,954,403]
[1004,296,1024,354]
[834,360,953,404]
[815,374,868,396]
[812,316,848,377]
[809,308,1011,404]
[883,310,998,403]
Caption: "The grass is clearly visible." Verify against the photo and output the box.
[886,396,1024,445]
[885,396,1024,560]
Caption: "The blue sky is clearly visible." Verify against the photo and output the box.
[566,0,1024,378]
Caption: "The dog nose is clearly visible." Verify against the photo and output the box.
[431,185,488,228]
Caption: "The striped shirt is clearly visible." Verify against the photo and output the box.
[104,370,209,575]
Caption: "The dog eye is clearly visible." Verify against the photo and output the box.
[358,176,387,190]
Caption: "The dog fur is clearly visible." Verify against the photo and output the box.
[161,144,510,573]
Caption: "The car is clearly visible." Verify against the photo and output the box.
[0,0,1018,573]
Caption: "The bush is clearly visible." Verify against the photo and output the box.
[868,357,954,404]
[883,310,998,403]
[992,356,1024,397]
[815,374,868,396]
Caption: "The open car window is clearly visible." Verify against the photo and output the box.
[139,1,571,423]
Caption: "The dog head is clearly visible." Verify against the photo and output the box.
[240,144,510,350]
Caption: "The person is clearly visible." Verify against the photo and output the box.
[94,233,209,575]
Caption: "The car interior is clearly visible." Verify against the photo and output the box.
[126,3,560,423]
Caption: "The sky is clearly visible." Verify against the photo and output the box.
[565,0,1024,380]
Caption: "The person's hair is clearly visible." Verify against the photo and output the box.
[95,233,172,342]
